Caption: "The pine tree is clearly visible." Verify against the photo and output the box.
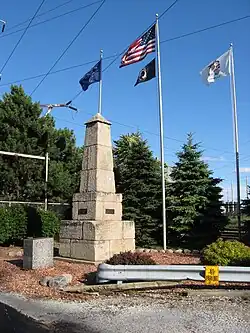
[0,85,82,202]
[114,132,162,247]
[167,133,227,248]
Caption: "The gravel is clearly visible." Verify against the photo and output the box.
[1,291,250,332]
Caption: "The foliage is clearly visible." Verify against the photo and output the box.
[48,128,83,202]
[0,204,60,245]
[106,251,156,265]
[167,133,227,248]
[37,209,60,238]
[114,132,162,247]
[0,85,82,203]
[202,238,250,266]
[0,206,27,245]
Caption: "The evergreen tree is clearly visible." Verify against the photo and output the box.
[114,132,162,247]
[167,133,227,248]
[0,85,82,202]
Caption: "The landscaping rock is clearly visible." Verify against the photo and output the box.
[150,249,158,253]
[144,249,151,253]
[192,250,200,255]
[159,250,166,253]
[48,274,73,289]
[136,249,144,253]
[174,249,183,254]
[166,249,174,254]
[39,276,52,287]
[183,249,191,254]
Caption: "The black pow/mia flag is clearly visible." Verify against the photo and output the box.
[134,58,156,86]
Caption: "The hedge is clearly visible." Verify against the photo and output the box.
[0,206,60,245]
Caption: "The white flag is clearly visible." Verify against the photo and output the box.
[200,49,231,85]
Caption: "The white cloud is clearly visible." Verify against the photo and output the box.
[203,156,225,162]
[239,167,250,173]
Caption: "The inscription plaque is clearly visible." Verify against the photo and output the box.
[78,208,87,215]
[105,209,115,214]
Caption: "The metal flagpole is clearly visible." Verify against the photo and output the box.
[229,43,241,239]
[246,176,248,199]
[98,49,103,114]
[45,151,49,211]
[155,14,167,250]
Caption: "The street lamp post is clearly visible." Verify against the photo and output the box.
[40,102,77,210]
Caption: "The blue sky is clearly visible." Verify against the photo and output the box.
[0,0,250,201]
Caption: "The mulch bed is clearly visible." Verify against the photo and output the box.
[0,245,202,300]
[151,252,200,265]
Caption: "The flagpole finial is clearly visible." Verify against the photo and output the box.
[230,43,233,47]
[156,13,159,19]
[100,49,103,58]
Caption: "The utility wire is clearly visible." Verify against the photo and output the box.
[7,0,76,32]
[0,55,116,87]
[1,14,249,90]
[70,0,180,102]
[53,110,244,157]
[0,0,46,74]
[103,0,180,74]
[161,14,250,44]
[0,1,103,41]
[30,0,106,96]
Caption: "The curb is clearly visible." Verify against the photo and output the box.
[62,281,180,293]
[62,281,250,297]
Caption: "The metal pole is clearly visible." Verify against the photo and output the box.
[231,181,234,204]
[246,176,248,199]
[98,49,103,114]
[229,44,241,239]
[156,14,167,250]
[45,151,49,211]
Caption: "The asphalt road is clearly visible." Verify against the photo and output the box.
[1,291,250,332]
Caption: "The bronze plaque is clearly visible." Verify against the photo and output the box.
[78,208,87,215]
[105,209,115,214]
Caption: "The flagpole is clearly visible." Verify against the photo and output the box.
[98,49,103,114]
[229,43,241,239]
[156,14,167,250]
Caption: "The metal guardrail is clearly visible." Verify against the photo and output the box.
[97,263,250,284]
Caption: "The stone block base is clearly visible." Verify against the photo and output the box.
[59,220,135,262]
[23,237,54,269]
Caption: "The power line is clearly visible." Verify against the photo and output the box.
[0,55,116,87]
[53,109,242,157]
[7,0,76,32]
[158,0,180,19]
[70,0,180,103]
[0,1,103,41]
[0,0,46,74]
[30,0,106,97]
[161,14,250,44]
[1,13,249,91]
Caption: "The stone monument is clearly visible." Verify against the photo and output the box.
[23,237,54,269]
[59,113,135,263]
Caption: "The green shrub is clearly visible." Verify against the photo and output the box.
[106,251,156,265]
[10,206,27,242]
[0,206,27,245]
[202,238,250,266]
[37,209,60,238]
[0,207,12,244]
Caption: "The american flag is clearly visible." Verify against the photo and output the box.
[120,24,156,68]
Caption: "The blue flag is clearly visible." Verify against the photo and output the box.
[79,60,101,91]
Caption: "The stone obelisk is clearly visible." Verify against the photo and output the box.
[59,113,135,263]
